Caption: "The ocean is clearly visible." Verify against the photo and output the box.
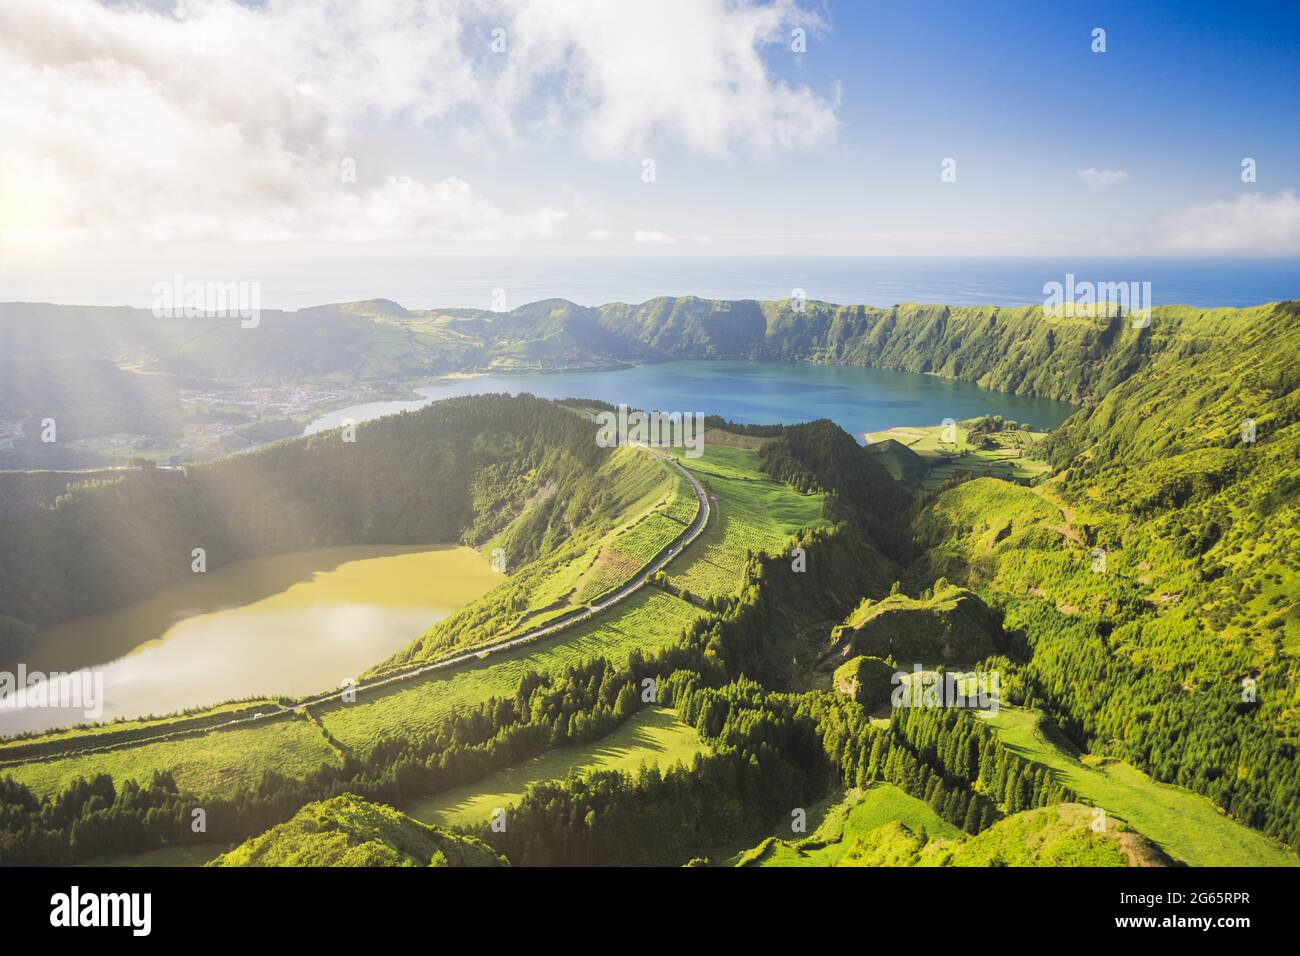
[5,256,1298,312]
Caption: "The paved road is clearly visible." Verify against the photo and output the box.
[12,449,711,762]
[291,448,710,709]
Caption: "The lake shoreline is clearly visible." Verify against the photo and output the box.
[307,359,1080,440]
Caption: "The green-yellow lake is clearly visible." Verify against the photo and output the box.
[1,545,500,737]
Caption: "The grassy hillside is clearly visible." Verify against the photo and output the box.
[831,581,1005,666]
[664,443,828,602]
[907,300,1300,854]
[4,716,339,800]
[736,788,1167,868]
[869,419,1050,489]
[983,707,1297,867]
[377,441,685,666]
[598,298,1281,404]
[321,589,704,757]
[209,794,505,867]
[6,298,1284,405]
[732,784,959,866]
[0,394,663,641]
[403,707,704,828]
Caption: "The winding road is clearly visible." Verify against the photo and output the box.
[8,448,711,764]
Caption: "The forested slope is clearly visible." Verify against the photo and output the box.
[596,298,1278,404]
[909,300,1300,850]
[0,395,662,650]
[3,298,1283,406]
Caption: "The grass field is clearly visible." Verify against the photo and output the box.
[78,843,228,868]
[318,589,704,756]
[402,707,706,828]
[982,706,1298,867]
[871,423,1052,489]
[0,698,276,759]
[666,443,827,601]
[731,784,959,867]
[3,716,340,800]
[575,512,688,603]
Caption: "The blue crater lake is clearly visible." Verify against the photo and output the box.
[306,361,1079,440]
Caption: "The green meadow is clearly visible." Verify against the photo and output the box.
[317,589,704,756]
[666,443,827,601]
[870,422,1052,489]
[5,716,340,800]
[402,707,706,828]
[982,706,1298,867]
[731,784,959,867]
[79,844,228,868]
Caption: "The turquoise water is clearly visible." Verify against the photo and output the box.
[306,360,1079,439]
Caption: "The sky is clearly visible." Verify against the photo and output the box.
[1,0,1299,304]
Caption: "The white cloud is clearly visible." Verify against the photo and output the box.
[322,176,565,242]
[633,230,677,245]
[586,228,622,241]
[1078,168,1129,190]
[499,0,837,157]
[1155,190,1300,254]
[0,0,837,246]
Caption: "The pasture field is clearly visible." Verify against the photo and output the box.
[3,716,340,800]
[870,423,1051,489]
[572,462,700,603]
[731,784,958,867]
[662,470,702,525]
[0,698,276,760]
[982,706,1298,867]
[666,441,827,601]
[318,589,704,756]
[402,707,705,828]
[572,512,689,606]
[79,844,228,868]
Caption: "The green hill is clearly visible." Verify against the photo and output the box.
[836,804,1169,868]
[832,656,895,708]
[596,298,1282,404]
[831,581,1004,666]
[907,300,1300,853]
[0,394,670,649]
[863,437,928,483]
[5,298,1287,406]
[732,784,959,866]
[733,786,1168,867]
[209,794,505,867]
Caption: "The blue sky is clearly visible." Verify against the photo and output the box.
[2,0,1298,304]
[549,0,1300,256]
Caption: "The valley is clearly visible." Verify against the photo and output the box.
[0,298,1295,872]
